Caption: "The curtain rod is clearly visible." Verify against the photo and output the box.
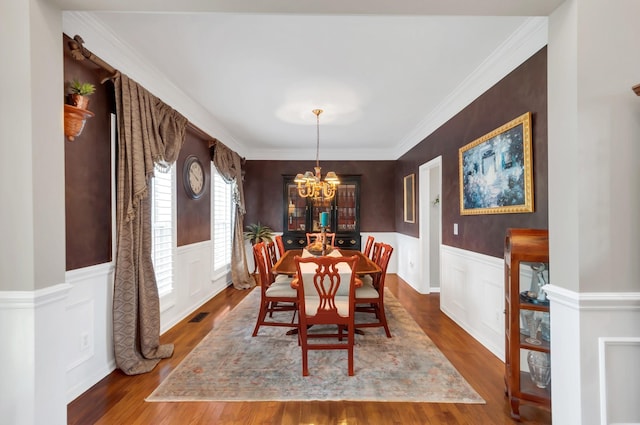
[68,34,215,143]
[68,35,118,83]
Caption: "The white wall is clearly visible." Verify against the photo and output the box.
[547,1,640,424]
[0,1,69,424]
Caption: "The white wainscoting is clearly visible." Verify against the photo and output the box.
[168,240,230,333]
[440,245,505,360]
[1,283,72,425]
[63,240,230,403]
[599,337,640,425]
[544,285,640,425]
[64,263,115,403]
[394,233,420,288]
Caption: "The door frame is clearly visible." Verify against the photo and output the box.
[418,156,442,294]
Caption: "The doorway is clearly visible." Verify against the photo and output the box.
[418,157,442,294]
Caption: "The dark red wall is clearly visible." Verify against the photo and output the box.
[396,46,548,258]
[64,34,114,270]
[243,160,396,232]
[63,33,213,270]
[176,130,212,246]
[64,36,547,269]
[246,48,548,259]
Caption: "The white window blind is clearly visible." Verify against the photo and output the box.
[212,167,234,277]
[151,165,174,297]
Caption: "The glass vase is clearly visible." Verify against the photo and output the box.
[527,351,551,388]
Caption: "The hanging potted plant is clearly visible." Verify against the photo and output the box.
[66,78,96,110]
[64,78,96,141]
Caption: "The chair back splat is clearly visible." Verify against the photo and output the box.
[306,232,336,247]
[274,235,285,257]
[266,241,278,273]
[251,242,298,336]
[294,254,358,376]
[363,235,375,258]
[370,242,383,264]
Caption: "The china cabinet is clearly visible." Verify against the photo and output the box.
[282,175,361,250]
[504,228,551,420]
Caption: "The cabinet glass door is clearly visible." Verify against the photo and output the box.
[336,183,357,232]
[309,197,332,232]
[285,183,307,232]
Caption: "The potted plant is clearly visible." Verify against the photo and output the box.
[243,222,274,245]
[244,222,275,275]
[67,78,96,110]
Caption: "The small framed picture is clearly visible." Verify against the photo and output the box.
[404,174,415,223]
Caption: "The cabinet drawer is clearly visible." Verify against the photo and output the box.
[283,235,306,250]
[335,236,361,250]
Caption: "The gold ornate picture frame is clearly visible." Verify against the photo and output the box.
[403,173,415,223]
[459,112,534,215]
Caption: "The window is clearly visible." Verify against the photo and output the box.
[151,165,174,298]
[212,166,235,278]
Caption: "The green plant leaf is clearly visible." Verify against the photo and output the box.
[243,222,274,245]
[68,78,96,96]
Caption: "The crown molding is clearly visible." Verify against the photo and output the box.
[392,17,548,160]
[62,12,247,155]
[245,147,395,161]
[62,13,546,161]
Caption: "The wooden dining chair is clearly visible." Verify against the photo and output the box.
[355,243,394,338]
[274,235,285,258]
[251,242,298,336]
[293,254,359,376]
[306,232,336,247]
[363,235,375,258]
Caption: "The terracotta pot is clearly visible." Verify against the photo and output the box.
[64,104,94,141]
[68,94,90,110]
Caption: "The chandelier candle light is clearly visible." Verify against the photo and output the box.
[294,109,340,199]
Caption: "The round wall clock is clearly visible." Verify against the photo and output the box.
[183,155,206,199]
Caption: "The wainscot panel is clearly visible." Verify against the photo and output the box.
[544,285,640,425]
[440,245,505,360]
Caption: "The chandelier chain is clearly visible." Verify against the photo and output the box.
[316,111,320,168]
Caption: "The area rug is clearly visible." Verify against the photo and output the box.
[146,288,484,403]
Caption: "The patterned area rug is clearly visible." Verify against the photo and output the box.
[146,288,484,403]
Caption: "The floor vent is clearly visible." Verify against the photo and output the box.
[189,312,209,323]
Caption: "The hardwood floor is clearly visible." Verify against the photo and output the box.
[67,275,552,425]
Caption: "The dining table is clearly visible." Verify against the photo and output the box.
[271,248,381,278]
[272,248,382,336]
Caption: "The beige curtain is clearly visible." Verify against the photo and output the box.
[113,72,188,375]
[210,140,255,290]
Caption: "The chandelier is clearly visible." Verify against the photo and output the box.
[294,109,340,199]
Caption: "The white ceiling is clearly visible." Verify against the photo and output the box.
[56,1,564,160]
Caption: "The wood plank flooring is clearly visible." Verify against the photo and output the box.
[67,275,552,424]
